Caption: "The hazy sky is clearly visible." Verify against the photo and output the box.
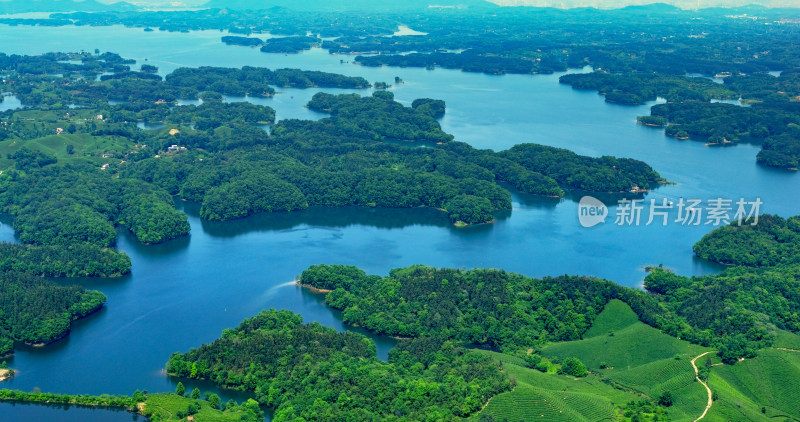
[105,0,799,8]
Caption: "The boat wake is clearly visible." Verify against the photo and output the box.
[258,280,299,300]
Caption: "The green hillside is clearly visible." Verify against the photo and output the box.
[542,300,708,372]
[471,300,694,421]
[476,299,800,421]
[472,352,641,421]
[707,348,800,421]
[540,300,710,421]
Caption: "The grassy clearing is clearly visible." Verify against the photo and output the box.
[143,393,252,422]
[0,108,139,170]
[0,133,135,170]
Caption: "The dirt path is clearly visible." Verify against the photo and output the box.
[776,347,800,353]
[691,351,715,422]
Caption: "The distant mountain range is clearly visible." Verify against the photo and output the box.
[0,0,137,14]
[488,0,799,8]
[199,0,496,11]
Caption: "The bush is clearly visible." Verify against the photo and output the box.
[558,357,588,377]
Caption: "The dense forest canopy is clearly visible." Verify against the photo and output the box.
[119,91,660,224]
[299,224,800,365]
[32,6,800,76]
[0,53,371,108]
[297,262,792,364]
[0,389,265,422]
[166,309,510,421]
[0,50,666,360]
[693,214,800,267]
[0,242,130,278]
[0,5,796,414]
[0,270,106,355]
[559,70,800,168]
[0,164,190,247]
[307,91,454,144]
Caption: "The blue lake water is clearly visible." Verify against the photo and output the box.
[0,23,798,419]
[0,401,140,422]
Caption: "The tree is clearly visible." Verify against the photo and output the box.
[176,382,185,396]
[658,391,673,407]
[207,393,221,409]
[558,357,588,377]
[191,388,200,399]
[66,144,74,155]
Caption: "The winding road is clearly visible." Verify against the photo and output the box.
[690,351,715,422]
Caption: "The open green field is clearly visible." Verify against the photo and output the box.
[0,109,139,170]
[0,133,135,170]
[143,393,254,422]
[472,352,637,421]
[773,329,800,350]
[706,348,800,421]
[542,300,711,421]
[475,300,707,421]
[474,299,800,421]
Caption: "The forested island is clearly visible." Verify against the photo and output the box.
[120,90,661,225]
[0,53,663,229]
[561,70,800,169]
[14,4,797,169]
[3,4,798,170]
[0,271,106,355]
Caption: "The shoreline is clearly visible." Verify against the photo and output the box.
[22,301,106,348]
[0,369,16,382]
[295,281,333,294]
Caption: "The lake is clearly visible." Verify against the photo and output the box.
[0,401,141,422]
[0,23,798,419]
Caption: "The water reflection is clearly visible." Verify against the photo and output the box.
[0,402,138,422]
[184,203,453,238]
[116,226,192,258]
[297,285,399,358]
